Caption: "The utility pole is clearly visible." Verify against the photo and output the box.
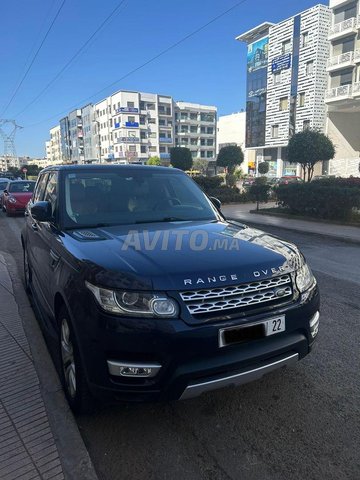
[0,119,23,171]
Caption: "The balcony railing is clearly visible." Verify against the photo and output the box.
[325,84,352,101]
[327,51,354,69]
[354,49,360,63]
[329,17,357,38]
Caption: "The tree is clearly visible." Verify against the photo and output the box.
[170,147,193,171]
[193,159,209,175]
[288,130,335,182]
[147,156,161,166]
[22,164,42,177]
[217,145,244,175]
[258,162,269,176]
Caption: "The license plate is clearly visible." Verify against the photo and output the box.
[265,316,286,336]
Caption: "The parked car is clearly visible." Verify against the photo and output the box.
[22,165,320,413]
[2,180,35,216]
[0,179,11,208]
[278,176,304,185]
[242,177,255,188]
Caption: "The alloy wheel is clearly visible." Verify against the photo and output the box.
[60,318,77,398]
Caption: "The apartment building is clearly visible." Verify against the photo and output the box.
[48,91,217,165]
[175,102,217,161]
[237,5,331,177]
[46,125,62,165]
[325,0,360,176]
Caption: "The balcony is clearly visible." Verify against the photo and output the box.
[159,137,173,144]
[327,51,355,71]
[354,49,360,63]
[328,17,357,41]
[325,84,353,103]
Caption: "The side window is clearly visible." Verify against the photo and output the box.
[33,173,49,203]
[43,172,58,218]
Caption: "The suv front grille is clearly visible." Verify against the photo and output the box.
[180,274,293,316]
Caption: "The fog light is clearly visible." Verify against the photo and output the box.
[309,311,320,338]
[107,360,161,378]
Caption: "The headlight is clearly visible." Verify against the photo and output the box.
[8,196,17,204]
[296,263,315,292]
[85,281,179,318]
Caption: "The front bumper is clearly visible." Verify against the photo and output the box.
[69,285,320,403]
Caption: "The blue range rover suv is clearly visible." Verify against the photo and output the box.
[22,165,319,412]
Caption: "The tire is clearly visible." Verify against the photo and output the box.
[58,306,95,414]
[23,247,31,293]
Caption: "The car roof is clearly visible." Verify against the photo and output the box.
[10,179,36,183]
[39,164,182,174]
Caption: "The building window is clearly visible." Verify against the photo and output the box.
[302,32,309,47]
[274,71,281,84]
[147,103,155,110]
[128,116,135,123]
[190,113,197,120]
[181,126,189,133]
[279,97,288,111]
[200,151,205,158]
[207,139,214,146]
[299,92,306,107]
[180,112,188,120]
[282,40,291,54]
[149,146,156,152]
[272,125,279,138]
[190,126,197,133]
[159,119,166,126]
[129,146,137,152]
[306,61,314,75]
[140,131,146,139]
[141,146,146,153]
[190,138,197,145]
[160,147,166,153]
[149,132,157,139]
[200,139,205,146]
[207,127,214,134]
[140,101,145,110]
[148,118,156,124]
[127,101,135,108]
[303,120,310,130]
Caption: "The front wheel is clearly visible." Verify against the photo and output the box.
[58,308,95,414]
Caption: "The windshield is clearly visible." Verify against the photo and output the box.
[63,170,218,228]
[0,182,8,191]
[9,182,35,193]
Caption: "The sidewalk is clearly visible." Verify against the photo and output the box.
[0,253,98,480]
[222,203,360,244]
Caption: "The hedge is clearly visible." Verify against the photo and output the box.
[276,179,360,221]
[193,175,250,203]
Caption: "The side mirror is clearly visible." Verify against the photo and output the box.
[31,201,52,222]
[210,196,221,210]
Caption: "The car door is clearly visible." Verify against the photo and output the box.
[26,172,52,314]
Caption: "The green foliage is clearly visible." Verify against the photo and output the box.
[288,130,335,181]
[225,173,237,188]
[276,178,360,220]
[192,159,209,175]
[258,162,269,175]
[217,145,244,174]
[193,175,249,203]
[249,177,271,206]
[147,156,161,166]
[170,147,193,171]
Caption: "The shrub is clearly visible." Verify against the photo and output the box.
[249,178,271,205]
[193,175,223,190]
[193,176,250,203]
[276,179,360,221]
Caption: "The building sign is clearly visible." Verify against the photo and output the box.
[125,121,139,128]
[247,37,269,72]
[116,107,139,113]
[271,53,292,73]
[248,87,267,98]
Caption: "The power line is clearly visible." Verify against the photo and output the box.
[1,0,66,117]
[24,0,249,129]
[15,0,128,119]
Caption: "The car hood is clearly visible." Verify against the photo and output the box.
[63,220,301,291]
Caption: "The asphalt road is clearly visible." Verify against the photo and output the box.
[1,212,359,480]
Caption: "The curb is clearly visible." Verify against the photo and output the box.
[227,216,360,245]
[2,251,99,480]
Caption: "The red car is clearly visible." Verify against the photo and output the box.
[278,176,303,185]
[2,180,36,216]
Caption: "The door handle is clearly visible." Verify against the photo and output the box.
[50,249,60,270]
[31,223,38,231]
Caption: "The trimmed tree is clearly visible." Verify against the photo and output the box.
[217,146,244,185]
[170,147,193,171]
[147,156,161,166]
[258,161,269,176]
[288,130,335,182]
[193,159,209,175]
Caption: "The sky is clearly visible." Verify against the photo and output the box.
[0,0,322,157]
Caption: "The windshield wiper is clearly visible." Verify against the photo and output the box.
[135,217,191,224]
[65,223,111,230]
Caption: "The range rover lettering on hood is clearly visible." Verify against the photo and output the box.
[183,265,289,286]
